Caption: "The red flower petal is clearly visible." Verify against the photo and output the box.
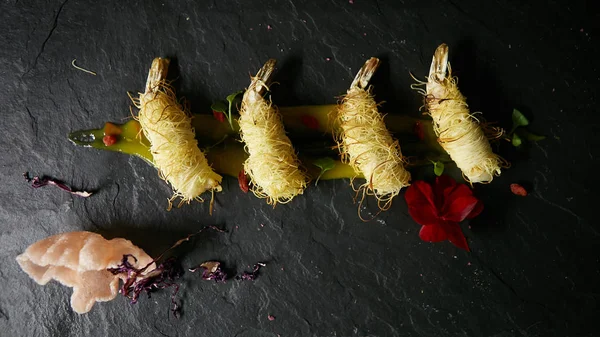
[435,175,457,193]
[434,175,459,208]
[406,181,440,226]
[419,224,448,242]
[445,223,470,251]
[466,200,484,219]
[442,196,479,222]
[408,204,441,227]
[406,181,436,210]
[446,183,473,200]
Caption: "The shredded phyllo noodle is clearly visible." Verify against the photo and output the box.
[238,59,308,205]
[132,58,222,208]
[334,57,411,216]
[413,44,507,183]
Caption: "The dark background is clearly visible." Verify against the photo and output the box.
[0,0,598,336]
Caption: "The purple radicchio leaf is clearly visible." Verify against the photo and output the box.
[23,172,93,197]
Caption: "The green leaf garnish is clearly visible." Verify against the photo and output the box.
[511,108,529,134]
[313,157,335,186]
[511,132,522,147]
[518,129,546,142]
[430,160,445,176]
[225,91,244,130]
[211,100,227,113]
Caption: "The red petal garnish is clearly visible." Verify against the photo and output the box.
[419,225,448,242]
[405,181,439,226]
[238,169,249,193]
[466,200,484,219]
[414,121,425,140]
[434,175,459,208]
[300,115,320,130]
[408,203,441,227]
[445,224,470,251]
[213,110,225,123]
[103,135,117,147]
[442,196,479,222]
[406,176,481,251]
[406,180,436,210]
[510,183,527,196]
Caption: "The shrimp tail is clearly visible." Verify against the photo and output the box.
[429,43,449,82]
[350,57,381,90]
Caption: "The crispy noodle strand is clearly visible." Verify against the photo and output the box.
[239,59,308,206]
[416,44,507,184]
[335,58,411,217]
[132,58,222,209]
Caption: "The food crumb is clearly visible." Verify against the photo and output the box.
[510,183,528,196]
[467,262,472,266]
[267,24,272,30]
[325,57,331,61]
[268,314,275,321]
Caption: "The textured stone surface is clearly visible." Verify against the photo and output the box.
[0,0,597,336]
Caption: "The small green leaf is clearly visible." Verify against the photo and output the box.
[511,132,522,147]
[226,91,244,103]
[511,109,529,133]
[519,129,546,142]
[225,91,244,130]
[313,157,336,186]
[430,160,445,176]
[210,100,227,113]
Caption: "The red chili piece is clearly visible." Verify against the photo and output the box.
[510,183,528,196]
[238,169,249,193]
[213,110,225,123]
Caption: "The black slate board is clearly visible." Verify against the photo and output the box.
[0,0,598,336]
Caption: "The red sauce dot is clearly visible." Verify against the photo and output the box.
[414,121,425,140]
[301,115,320,130]
[103,135,117,147]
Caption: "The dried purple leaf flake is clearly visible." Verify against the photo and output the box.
[108,255,183,317]
[238,262,266,281]
[189,261,227,282]
[106,225,226,318]
[24,172,93,197]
